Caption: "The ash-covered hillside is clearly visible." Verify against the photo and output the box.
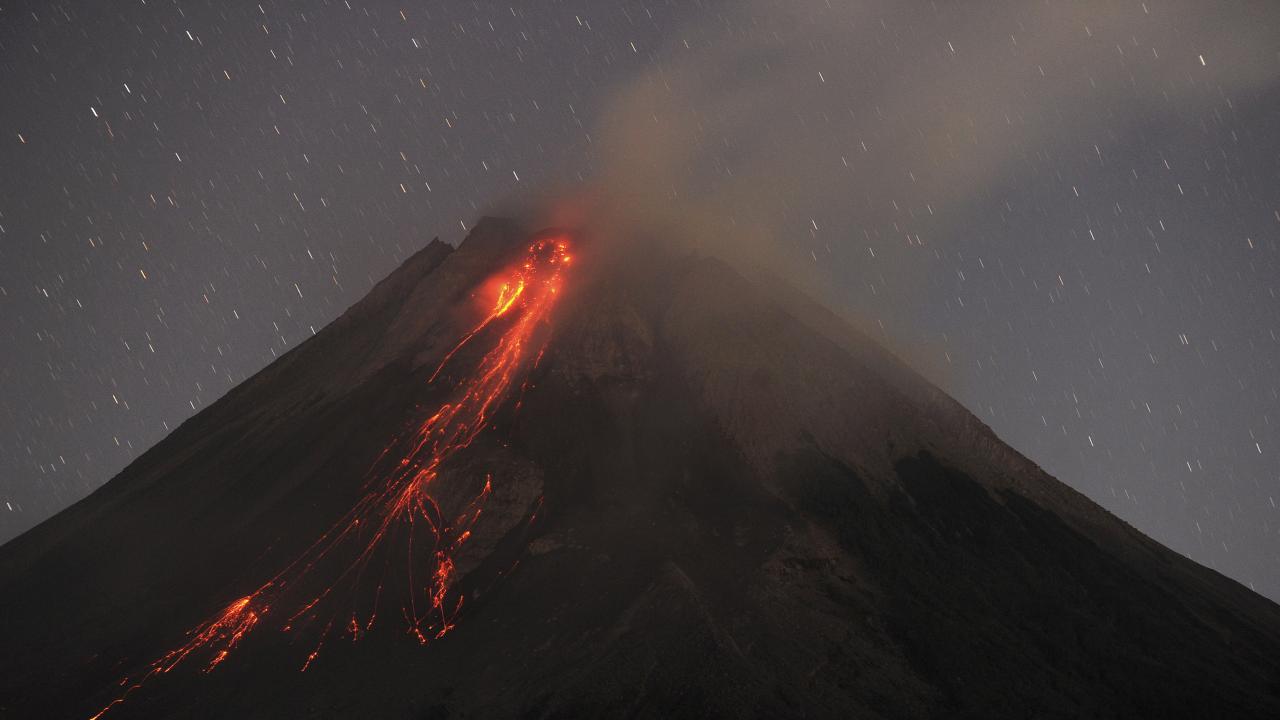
[2,218,1278,719]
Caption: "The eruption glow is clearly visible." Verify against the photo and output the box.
[90,236,572,719]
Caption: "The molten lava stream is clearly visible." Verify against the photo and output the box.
[89,236,572,719]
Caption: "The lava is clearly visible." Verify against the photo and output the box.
[90,235,572,719]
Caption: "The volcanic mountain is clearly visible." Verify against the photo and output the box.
[2,218,1278,719]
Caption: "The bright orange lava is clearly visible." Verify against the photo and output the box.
[90,236,572,719]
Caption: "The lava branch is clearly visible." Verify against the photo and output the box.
[90,237,572,719]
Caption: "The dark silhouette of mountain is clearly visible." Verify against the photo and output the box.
[1,218,1278,719]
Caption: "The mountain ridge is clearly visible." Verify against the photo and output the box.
[1,218,1278,719]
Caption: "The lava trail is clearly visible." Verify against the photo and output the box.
[90,236,572,719]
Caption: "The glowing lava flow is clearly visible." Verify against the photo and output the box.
[90,236,572,719]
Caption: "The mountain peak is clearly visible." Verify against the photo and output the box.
[2,218,1278,719]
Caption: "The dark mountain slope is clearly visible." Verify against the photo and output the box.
[1,219,1277,719]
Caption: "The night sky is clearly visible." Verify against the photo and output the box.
[3,1,1279,601]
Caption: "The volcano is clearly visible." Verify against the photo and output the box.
[2,218,1278,719]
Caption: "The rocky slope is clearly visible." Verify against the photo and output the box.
[1,218,1278,719]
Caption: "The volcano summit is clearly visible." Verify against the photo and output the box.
[1,218,1278,719]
